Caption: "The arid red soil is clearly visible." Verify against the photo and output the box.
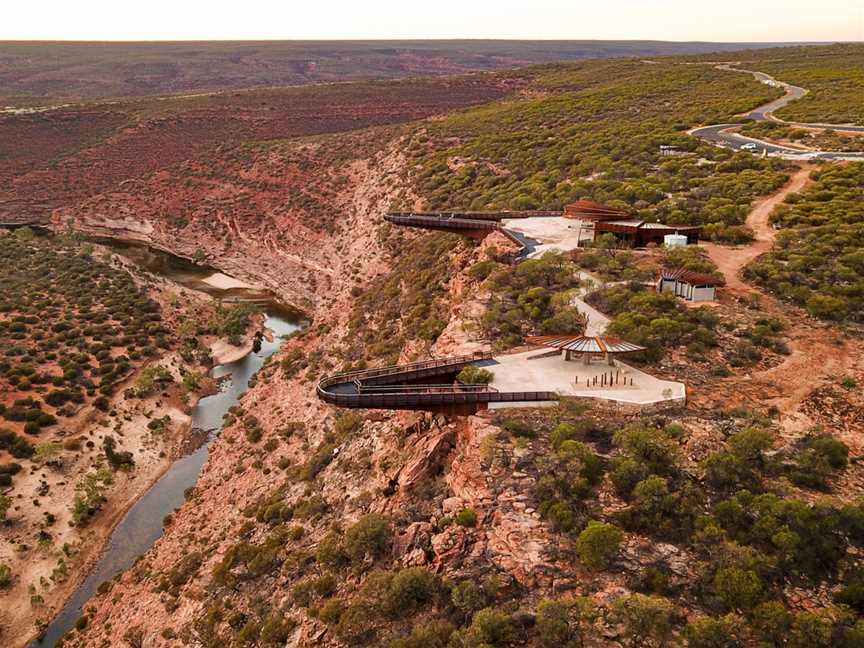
[700,163,813,293]
[692,164,862,437]
[0,75,516,224]
[0,41,770,102]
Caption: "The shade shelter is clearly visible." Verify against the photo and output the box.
[657,267,722,302]
[527,335,647,365]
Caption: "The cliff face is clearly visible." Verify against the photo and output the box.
[45,117,578,646]
[53,131,409,312]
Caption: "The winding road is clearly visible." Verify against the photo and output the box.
[690,65,864,161]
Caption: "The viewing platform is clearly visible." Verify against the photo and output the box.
[317,352,558,415]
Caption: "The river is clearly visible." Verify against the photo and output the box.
[29,243,303,647]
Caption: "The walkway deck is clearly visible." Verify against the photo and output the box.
[317,352,557,413]
[488,350,686,407]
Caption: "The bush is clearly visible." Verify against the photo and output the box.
[462,608,514,647]
[612,594,674,648]
[389,621,454,648]
[0,428,34,458]
[536,597,596,648]
[456,366,494,385]
[383,568,439,616]
[713,567,763,612]
[455,508,478,528]
[344,514,391,564]
[575,520,624,570]
[0,563,11,588]
[259,614,293,645]
[790,435,849,490]
[684,616,743,648]
[451,580,487,618]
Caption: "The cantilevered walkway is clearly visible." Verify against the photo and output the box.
[317,352,557,415]
[384,211,547,258]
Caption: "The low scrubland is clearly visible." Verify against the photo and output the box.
[746,163,864,323]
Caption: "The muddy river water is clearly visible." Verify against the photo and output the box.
[31,242,303,647]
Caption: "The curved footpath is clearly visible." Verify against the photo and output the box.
[690,64,864,161]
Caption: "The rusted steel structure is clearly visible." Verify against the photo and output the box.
[317,352,558,414]
[387,210,561,222]
[384,213,499,240]
[594,220,701,247]
[384,212,537,259]
[563,200,626,221]
[527,335,647,365]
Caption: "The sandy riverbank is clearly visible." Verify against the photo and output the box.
[201,272,259,291]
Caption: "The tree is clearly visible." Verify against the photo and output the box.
[613,594,674,648]
[805,293,846,320]
[575,521,624,570]
[751,601,791,647]
[536,597,596,648]
[0,492,10,521]
[713,567,763,613]
[683,616,743,648]
[468,608,513,646]
[344,514,391,564]
[390,621,454,648]
[789,611,833,648]
[456,366,494,385]
[451,580,487,619]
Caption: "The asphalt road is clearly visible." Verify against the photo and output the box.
[691,66,864,161]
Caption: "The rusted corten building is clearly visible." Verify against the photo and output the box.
[594,219,701,247]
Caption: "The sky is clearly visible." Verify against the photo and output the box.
[2,0,862,42]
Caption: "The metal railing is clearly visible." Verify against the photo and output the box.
[318,388,559,409]
[318,351,493,389]
[384,214,500,230]
[317,351,558,411]
[358,383,498,394]
[387,210,561,221]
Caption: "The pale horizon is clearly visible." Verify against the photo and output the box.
[4,0,863,42]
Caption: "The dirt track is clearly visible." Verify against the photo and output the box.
[691,164,860,431]
[700,164,813,293]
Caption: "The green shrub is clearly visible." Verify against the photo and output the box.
[451,580,487,618]
[383,568,439,616]
[536,597,596,648]
[684,616,742,648]
[612,594,674,648]
[460,608,514,647]
[575,520,624,570]
[456,366,494,385]
[455,508,478,528]
[389,621,454,648]
[713,567,763,612]
[344,514,391,564]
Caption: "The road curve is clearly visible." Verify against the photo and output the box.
[690,65,864,161]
